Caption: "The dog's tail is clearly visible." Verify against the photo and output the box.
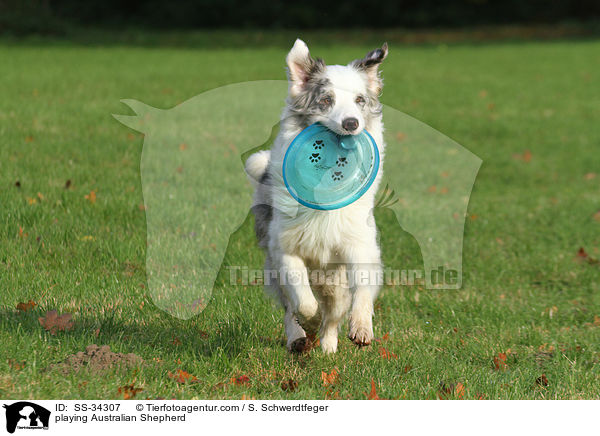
[245,150,270,186]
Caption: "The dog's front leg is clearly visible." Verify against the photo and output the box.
[280,254,321,339]
[346,246,382,346]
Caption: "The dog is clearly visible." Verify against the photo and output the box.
[245,39,388,353]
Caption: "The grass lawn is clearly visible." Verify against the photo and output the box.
[1,34,599,400]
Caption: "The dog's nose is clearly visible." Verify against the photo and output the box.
[342,117,359,132]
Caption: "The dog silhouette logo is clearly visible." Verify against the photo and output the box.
[3,402,50,433]
[114,80,481,320]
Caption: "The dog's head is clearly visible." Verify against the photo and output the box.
[285,39,388,135]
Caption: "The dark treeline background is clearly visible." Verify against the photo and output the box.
[2,0,600,34]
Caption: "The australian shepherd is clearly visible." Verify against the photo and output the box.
[245,39,388,353]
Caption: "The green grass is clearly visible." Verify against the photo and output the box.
[1,35,600,400]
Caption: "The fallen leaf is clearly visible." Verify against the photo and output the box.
[240,394,256,400]
[84,190,97,204]
[38,310,73,334]
[536,374,549,387]
[25,135,34,143]
[231,375,250,385]
[374,332,390,342]
[493,352,508,370]
[469,214,478,221]
[403,365,412,373]
[455,382,465,399]
[378,347,398,360]
[584,173,596,180]
[179,143,188,151]
[575,247,599,265]
[15,181,21,188]
[321,368,339,386]
[365,378,380,400]
[168,369,198,384]
[16,300,36,312]
[593,211,600,222]
[118,384,143,400]
[437,381,453,399]
[171,336,182,346]
[395,132,406,141]
[593,315,600,326]
[512,150,532,162]
[281,379,298,392]
[8,359,25,371]
[65,179,72,189]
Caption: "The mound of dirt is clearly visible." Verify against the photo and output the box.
[51,345,143,374]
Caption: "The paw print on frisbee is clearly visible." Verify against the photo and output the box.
[332,171,344,181]
[283,123,379,210]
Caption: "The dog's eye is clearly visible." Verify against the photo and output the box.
[320,96,332,106]
[355,96,365,104]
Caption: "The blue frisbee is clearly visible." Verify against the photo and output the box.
[282,123,380,210]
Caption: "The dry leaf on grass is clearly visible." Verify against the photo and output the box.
[168,369,198,384]
[374,332,390,343]
[575,247,599,265]
[438,381,466,400]
[118,384,143,399]
[38,310,73,334]
[493,352,508,370]
[378,347,398,360]
[84,190,97,204]
[536,374,549,387]
[320,368,339,386]
[16,300,36,312]
[512,150,532,162]
[281,379,298,392]
[8,359,25,371]
[231,375,250,385]
[365,378,381,400]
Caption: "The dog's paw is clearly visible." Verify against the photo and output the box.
[320,335,338,354]
[348,321,373,347]
[288,336,311,354]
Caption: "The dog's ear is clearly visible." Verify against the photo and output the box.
[286,39,324,97]
[352,43,388,95]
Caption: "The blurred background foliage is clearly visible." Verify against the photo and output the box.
[1,0,600,36]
